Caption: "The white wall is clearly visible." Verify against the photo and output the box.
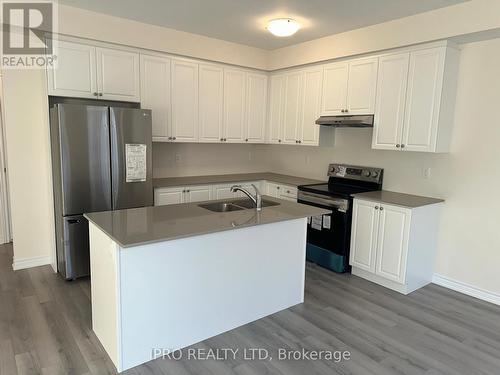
[249,39,500,295]
[268,0,500,70]
[2,69,55,270]
[153,143,266,178]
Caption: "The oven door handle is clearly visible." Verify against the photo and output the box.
[298,191,349,212]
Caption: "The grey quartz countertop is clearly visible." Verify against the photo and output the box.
[153,172,325,188]
[352,190,444,208]
[84,196,329,248]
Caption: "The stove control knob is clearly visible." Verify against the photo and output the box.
[371,171,379,178]
[363,170,371,177]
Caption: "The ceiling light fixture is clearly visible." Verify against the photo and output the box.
[267,18,300,37]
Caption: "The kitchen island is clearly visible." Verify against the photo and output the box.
[84,196,328,372]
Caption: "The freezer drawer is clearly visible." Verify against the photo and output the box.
[62,215,90,280]
[110,107,154,210]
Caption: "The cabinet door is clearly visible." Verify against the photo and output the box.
[185,185,213,203]
[300,68,322,146]
[47,40,97,98]
[350,200,379,273]
[265,182,280,198]
[96,48,140,102]
[171,59,199,142]
[346,57,378,115]
[213,185,237,200]
[321,62,348,116]
[140,54,171,140]
[282,71,303,145]
[199,64,224,143]
[223,69,246,143]
[154,187,184,206]
[245,73,268,143]
[375,205,410,284]
[372,53,409,150]
[268,75,286,144]
[402,47,445,152]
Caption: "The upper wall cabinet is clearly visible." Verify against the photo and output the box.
[222,68,246,143]
[96,48,140,102]
[372,46,459,153]
[245,73,268,143]
[140,54,171,141]
[171,58,199,142]
[47,40,97,99]
[268,68,331,146]
[47,40,140,102]
[321,57,378,116]
[199,64,224,143]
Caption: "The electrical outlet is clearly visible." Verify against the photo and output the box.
[422,167,431,179]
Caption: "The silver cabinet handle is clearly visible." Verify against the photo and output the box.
[245,138,248,142]
[380,206,384,211]
[299,140,302,144]
[401,144,405,149]
[224,138,227,142]
[172,137,176,140]
[375,206,379,210]
[93,92,98,96]
[278,139,282,143]
[396,144,401,148]
[98,93,103,97]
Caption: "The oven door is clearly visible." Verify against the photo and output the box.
[297,191,351,257]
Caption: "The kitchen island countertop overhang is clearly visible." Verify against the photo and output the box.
[85,197,329,372]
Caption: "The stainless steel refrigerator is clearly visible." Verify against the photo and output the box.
[49,103,153,280]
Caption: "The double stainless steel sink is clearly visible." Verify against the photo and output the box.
[199,198,280,212]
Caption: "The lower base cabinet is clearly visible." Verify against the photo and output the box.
[350,198,442,294]
[154,180,297,206]
[154,185,212,205]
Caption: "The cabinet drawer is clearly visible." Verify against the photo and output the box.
[280,185,297,199]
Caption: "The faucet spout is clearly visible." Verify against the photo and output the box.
[230,184,262,211]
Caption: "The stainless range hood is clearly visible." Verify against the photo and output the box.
[315,115,374,128]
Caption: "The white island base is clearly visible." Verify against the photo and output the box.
[89,218,307,372]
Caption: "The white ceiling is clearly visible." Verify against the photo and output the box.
[59,0,467,50]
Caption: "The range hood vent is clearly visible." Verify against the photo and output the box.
[315,115,374,128]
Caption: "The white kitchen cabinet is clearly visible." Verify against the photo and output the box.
[47,40,97,98]
[282,71,303,145]
[154,187,184,206]
[321,62,348,116]
[155,185,212,205]
[372,53,410,150]
[350,199,380,273]
[47,41,140,102]
[140,54,171,141]
[213,184,238,200]
[223,69,246,143]
[184,185,213,203]
[321,57,378,116]
[350,197,442,294]
[265,182,281,198]
[245,73,268,143]
[96,47,140,102]
[268,75,286,144]
[171,59,199,142]
[300,67,322,145]
[372,46,459,153]
[199,64,224,143]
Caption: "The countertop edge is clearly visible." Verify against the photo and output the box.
[352,191,444,209]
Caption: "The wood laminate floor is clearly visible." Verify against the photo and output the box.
[1,242,499,375]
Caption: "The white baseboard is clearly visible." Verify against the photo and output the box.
[12,255,51,271]
[432,274,500,306]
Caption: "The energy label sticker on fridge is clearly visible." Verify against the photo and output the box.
[311,216,322,230]
[125,144,147,182]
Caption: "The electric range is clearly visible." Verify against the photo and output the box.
[298,163,383,273]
